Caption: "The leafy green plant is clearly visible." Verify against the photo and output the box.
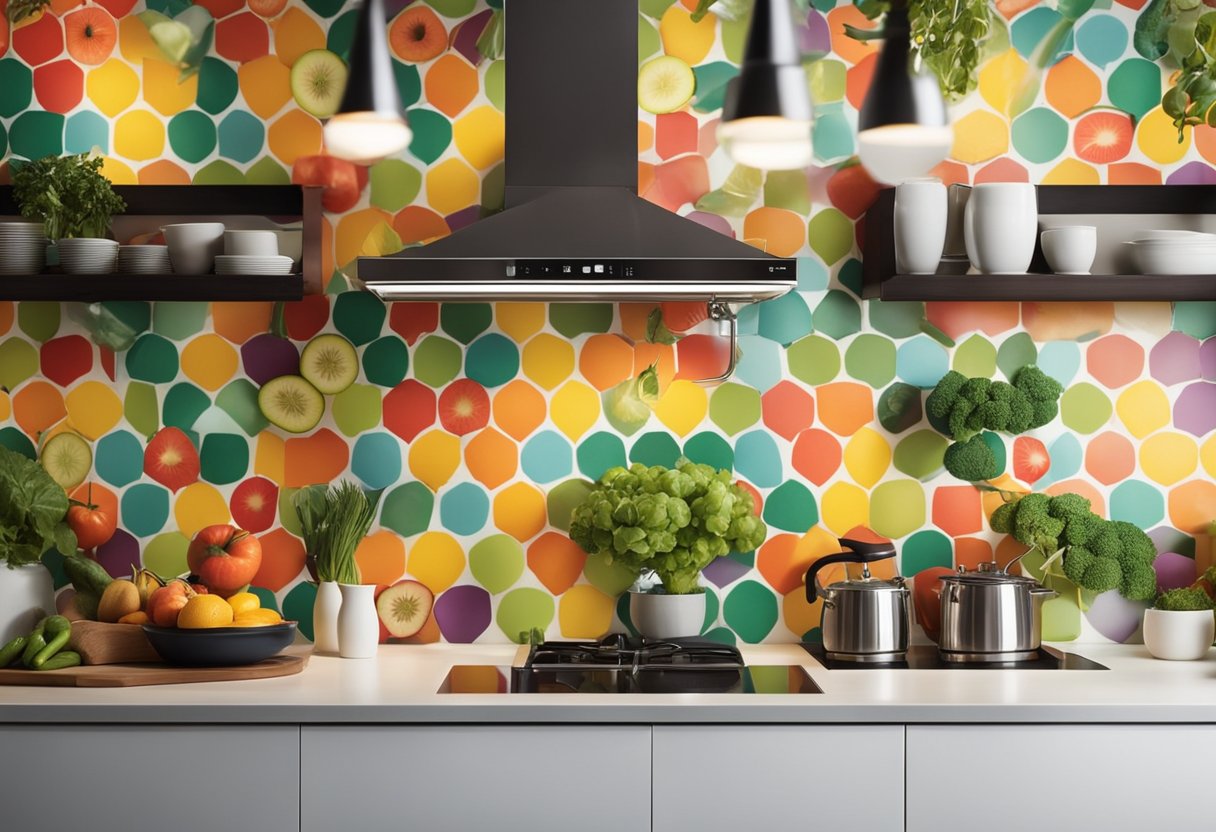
[12,154,126,242]
[1158,10,1216,140]
[569,459,768,595]
[1155,586,1215,611]
[0,446,77,569]
[293,481,381,584]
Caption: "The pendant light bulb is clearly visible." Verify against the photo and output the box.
[718,0,813,171]
[324,0,412,165]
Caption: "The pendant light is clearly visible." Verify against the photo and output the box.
[856,1,952,185]
[718,0,813,171]
[323,0,412,165]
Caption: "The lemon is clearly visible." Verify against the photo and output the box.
[234,609,284,628]
[226,592,261,616]
[178,595,235,629]
[638,56,695,115]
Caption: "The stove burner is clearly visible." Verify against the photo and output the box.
[525,634,745,671]
[801,643,1108,671]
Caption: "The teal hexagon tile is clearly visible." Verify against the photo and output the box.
[812,102,855,163]
[551,303,613,338]
[981,430,1007,478]
[733,335,783,393]
[0,427,35,459]
[121,483,170,538]
[362,336,409,387]
[868,300,925,338]
[871,480,925,539]
[125,333,178,383]
[216,379,268,436]
[895,336,948,388]
[351,433,402,490]
[844,334,896,388]
[996,332,1037,379]
[900,529,953,574]
[1060,383,1113,434]
[574,431,624,481]
[64,110,108,154]
[496,587,555,643]
[168,111,217,164]
[163,382,210,435]
[197,57,239,115]
[282,582,317,642]
[629,431,682,468]
[1038,433,1084,488]
[413,335,463,387]
[394,61,422,108]
[333,292,386,346]
[381,481,434,537]
[18,302,60,342]
[0,338,37,389]
[522,429,575,482]
[152,302,209,341]
[878,382,924,433]
[692,61,739,113]
[757,291,812,345]
[788,334,840,385]
[95,430,145,487]
[0,60,31,117]
[723,580,777,643]
[797,257,829,291]
[439,482,490,536]
[736,303,760,336]
[469,534,524,594]
[217,111,265,164]
[10,111,63,159]
[1110,480,1165,529]
[1076,14,1127,68]
[808,207,853,265]
[546,478,594,532]
[440,303,492,344]
[1108,57,1162,121]
[709,383,762,435]
[466,333,520,387]
[893,430,947,480]
[763,480,817,532]
[332,384,382,436]
[837,259,864,297]
[408,108,453,164]
[812,290,861,338]
[1011,7,1071,60]
[1037,340,1081,385]
[124,382,160,438]
[1011,108,1068,164]
[370,159,421,213]
[100,301,152,338]
[684,431,734,471]
[734,431,782,487]
[200,433,249,484]
[953,334,997,378]
[1173,302,1216,339]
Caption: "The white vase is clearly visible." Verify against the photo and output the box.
[963,183,1038,274]
[629,590,707,640]
[1143,608,1215,661]
[0,564,56,645]
[312,580,342,654]
[894,178,947,274]
[337,583,379,659]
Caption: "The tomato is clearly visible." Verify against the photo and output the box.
[66,484,117,550]
[147,581,195,628]
[187,525,263,597]
[912,567,956,644]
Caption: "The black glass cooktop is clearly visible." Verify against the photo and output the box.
[801,643,1108,671]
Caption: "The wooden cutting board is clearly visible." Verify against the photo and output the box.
[0,652,308,687]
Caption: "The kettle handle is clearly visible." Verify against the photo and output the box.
[805,538,898,603]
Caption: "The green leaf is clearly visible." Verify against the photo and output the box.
[646,308,679,345]
[0,446,73,567]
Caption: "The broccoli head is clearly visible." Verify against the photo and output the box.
[926,367,1064,460]
[1155,587,1215,611]
[1013,365,1064,403]
[1079,557,1122,594]
[946,398,975,442]
[943,435,1000,482]
[960,377,992,406]
[990,501,1017,534]
[1006,395,1035,434]
[1062,514,1100,547]
[1028,399,1060,430]
[1048,492,1092,521]
[925,371,967,426]
[1088,526,1123,561]
[1011,493,1065,553]
[1120,561,1158,601]
[1062,545,1094,585]
[1110,520,1156,565]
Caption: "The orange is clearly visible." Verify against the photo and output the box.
[233,609,283,627]
[177,595,235,629]
[65,7,117,66]
[226,592,261,615]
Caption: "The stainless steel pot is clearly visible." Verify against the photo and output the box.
[806,538,910,663]
[938,560,1056,663]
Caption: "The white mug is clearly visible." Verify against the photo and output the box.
[894,178,947,274]
[964,183,1038,274]
[1041,226,1097,275]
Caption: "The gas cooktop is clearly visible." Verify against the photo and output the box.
[439,635,822,694]
[801,643,1108,671]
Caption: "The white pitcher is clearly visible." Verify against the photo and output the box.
[894,178,947,274]
[337,583,380,659]
[964,183,1038,274]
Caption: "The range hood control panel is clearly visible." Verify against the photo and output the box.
[504,259,795,281]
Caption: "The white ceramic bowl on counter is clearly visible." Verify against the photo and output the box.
[1126,240,1216,275]
[162,222,225,274]
[1142,608,1215,661]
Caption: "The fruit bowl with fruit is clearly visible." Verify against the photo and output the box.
[143,586,297,666]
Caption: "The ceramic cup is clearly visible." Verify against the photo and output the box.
[1142,608,1215,661]
[964,183,1038,274]
[629,590,707,640]
[162,222,225,274]
[224,229,279,257]
[1041,226,1097,275]
[894,178,947,274]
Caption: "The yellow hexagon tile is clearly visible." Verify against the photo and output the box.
[114,110,166,161]
[654,379,707,437]
[1140,432,1199,486]
[521,333,575,391]
[842,427,890,489]
[550,381,600,441]
[425,158,479,216]
[453,105,505,170]
[143,58,198,116]
[978,49,1028,115]
[950,110,1008,164]
[86,59,139,117]
[496,302,546,342]
[1041,158,1099,185]
[1115,380,1170,439]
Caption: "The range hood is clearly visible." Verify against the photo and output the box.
[355,0,796,303]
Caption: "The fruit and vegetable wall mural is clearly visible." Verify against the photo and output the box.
[2,0,1216,645]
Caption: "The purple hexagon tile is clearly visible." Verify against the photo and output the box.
[1147,526,1196,558]
[686,211,735,237]
[434,584,492,643]
[1149,331,1201,386]
[1152,552,1197,592]
[1165,161,1216,185]
[1174,381,1216,437]
[800,10,832,54]
[240,334,299,386]
[703,554,753,589]
[1085,590,1147,644]
[1200,338,1216,381]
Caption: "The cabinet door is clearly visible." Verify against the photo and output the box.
[0,725,300,832]
[652,725,905,832]
[301,725,650,832]
[907,725,1216,831]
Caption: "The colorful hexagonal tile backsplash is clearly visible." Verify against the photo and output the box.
[3,0,1216,645]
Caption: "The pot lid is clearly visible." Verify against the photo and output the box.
[827,576,907,592]
[939,562,1042,586]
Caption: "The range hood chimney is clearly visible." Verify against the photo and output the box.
[355,0,796,303]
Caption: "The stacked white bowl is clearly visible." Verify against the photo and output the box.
[0,221,48,275]
[163,222,225,274]
[216,229,293,274]
[1127,230,1216,275]
[58,238,119,274]
[118,244,172,274]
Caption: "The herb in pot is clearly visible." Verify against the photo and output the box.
[0,446,78,568]
[569,459,768,595]
[12,154,126,242]
[1155,587,1215,611]
[1159,10,1216,140]
[293,481,381,585]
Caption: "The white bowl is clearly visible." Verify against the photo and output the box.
[1126,241,1216,275]
[57,238,119,274]
[162,222,225,274]
[1041,226,1097,275]
[224,230,279,257]
[1143,608,1215,661]
[1132,229,1216,242]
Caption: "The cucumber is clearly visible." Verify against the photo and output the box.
[63,554,114,597]
[300,334,358,394]
[40,431,92,490]
[258,375,325,434]
[36,651,81,671]
[0,636,27,668]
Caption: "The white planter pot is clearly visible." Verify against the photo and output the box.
[57,238,119,275]
[964,183,1038,274]
[629,590,706,640]
[1143,608,1215,661]
[312,580,342,654]
[894,178,947,274]
[0,564,56,645]
[337,583,379,659]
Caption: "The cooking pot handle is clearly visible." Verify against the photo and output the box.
[804,539,897,603]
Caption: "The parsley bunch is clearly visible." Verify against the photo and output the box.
[12,154,127,241]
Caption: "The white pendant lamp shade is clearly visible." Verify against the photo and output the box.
[324,113,413,166]
[857,123,953,186]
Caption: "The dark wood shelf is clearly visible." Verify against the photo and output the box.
[0,273,304,301]
[877,273,1216,301]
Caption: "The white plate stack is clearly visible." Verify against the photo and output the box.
[214,254,295,275]
[118,244,172,274]
[0,222,47,275]
[57,238,119,274]
[1126,230,1216,275]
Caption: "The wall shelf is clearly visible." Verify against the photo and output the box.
[0,184,320,302]
[861,185,1216,301]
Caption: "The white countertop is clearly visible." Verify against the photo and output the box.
[3,642,1216,724]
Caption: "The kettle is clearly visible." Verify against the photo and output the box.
[805,538,911,663]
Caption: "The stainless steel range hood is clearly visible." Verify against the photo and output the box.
[355,0,796,303]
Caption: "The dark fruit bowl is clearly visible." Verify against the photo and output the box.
[142,622,298,667]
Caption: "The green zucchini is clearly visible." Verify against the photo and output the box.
[0,635,27,668]
[63,555,114,599]
[35,651,80,671]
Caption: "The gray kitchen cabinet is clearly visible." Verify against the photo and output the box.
[907,725,1216,831]
[0,725,300,832]
[652,725,905,831]
[300,725,651,832]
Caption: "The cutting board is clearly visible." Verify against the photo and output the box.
[0,652,308,687]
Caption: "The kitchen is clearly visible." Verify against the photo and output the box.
[1,0,1214,829]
